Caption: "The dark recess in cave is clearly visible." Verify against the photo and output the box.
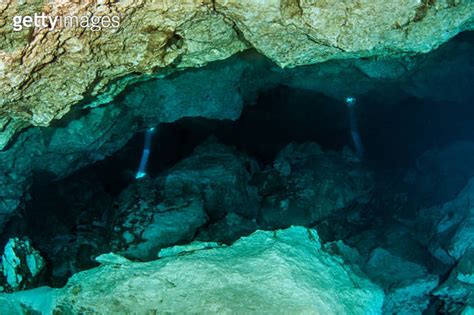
[2,45,474,296]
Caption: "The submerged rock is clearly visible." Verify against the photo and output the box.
[0,238,45,293]
[410,176,474,312]
[110,178,209,261]
[0,56,263,234]
[157,241,223,258]
[111,140,260,260]
[0,226,384,314]
[416,177,474,265]
[365,247,438,314]
[159,139,261,220]
[1,0,472,149]
[433,247,474,313]
[257,143,373,228]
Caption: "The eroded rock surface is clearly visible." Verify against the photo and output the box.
[256,143,373,228]
[411,174,474,312]
[0,238,45,293]
[1,0,473,148]
[433,248,474,313]
[417,177,474,265]
[365,247,439,314]
[111,139,260,260]
[0,227,385,314]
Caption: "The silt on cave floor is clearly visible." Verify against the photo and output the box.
[1,30,474,314]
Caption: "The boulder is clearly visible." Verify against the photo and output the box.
[257,143,373,228]
[433,248,474,313]
[416,177,474,265]
[110,178,209,261]
[0,238,45,293]
[111,140,261,260]
[365,247,439,314]
[159,139,261,220]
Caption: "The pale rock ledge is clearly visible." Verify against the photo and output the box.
[0,226,384,314]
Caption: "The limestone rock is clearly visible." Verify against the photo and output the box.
[416,177,474,265]
[365,247,439,314]
[95,253,130,266]
[1,0,473,148]
[0,238,45,293]
[124,57,255,124]
[433,248,474,313]
[0,0,247,148]
[217,0,474,67]
[0,227,385,314]
[111,140,261,260]
[111,178,209,261]
[160,139,261,220]
[257,143,373,228]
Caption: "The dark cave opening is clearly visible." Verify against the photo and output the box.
[2,54,474,305]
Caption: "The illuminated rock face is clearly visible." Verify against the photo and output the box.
[0,0,473,149]
[0,227,385,314]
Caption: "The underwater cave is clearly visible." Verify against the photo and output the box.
[1,2,474,313]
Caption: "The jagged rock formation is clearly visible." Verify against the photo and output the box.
[433,248,474,312]
[364,247,439,314]
[0,227,384,314]
[0,238,45,292]
[109,140,260,260]
[0,58,262,234]
[417,177,474,266]
[413,171,474,312]
[1,0,473,149]
[256,142,373,228]
[109,139,375,261]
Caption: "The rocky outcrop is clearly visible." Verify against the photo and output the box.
[433,248,474,313]
[414,176,474,312]
[416,177,474,265]
[110,177,209,261]
[0,238,45,293]
[1,29,474,233]
[2,31,473,235]
[0,226,385,314]
[365,247,439,314]
[1,0,473,149]
[110,140,260,260]
[256,143,373,228]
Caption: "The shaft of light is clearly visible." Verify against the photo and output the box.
[135,127,156,179]
[346,97,364,158]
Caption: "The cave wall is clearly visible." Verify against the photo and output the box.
[1,31,474,235]
[0,0,473,149]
